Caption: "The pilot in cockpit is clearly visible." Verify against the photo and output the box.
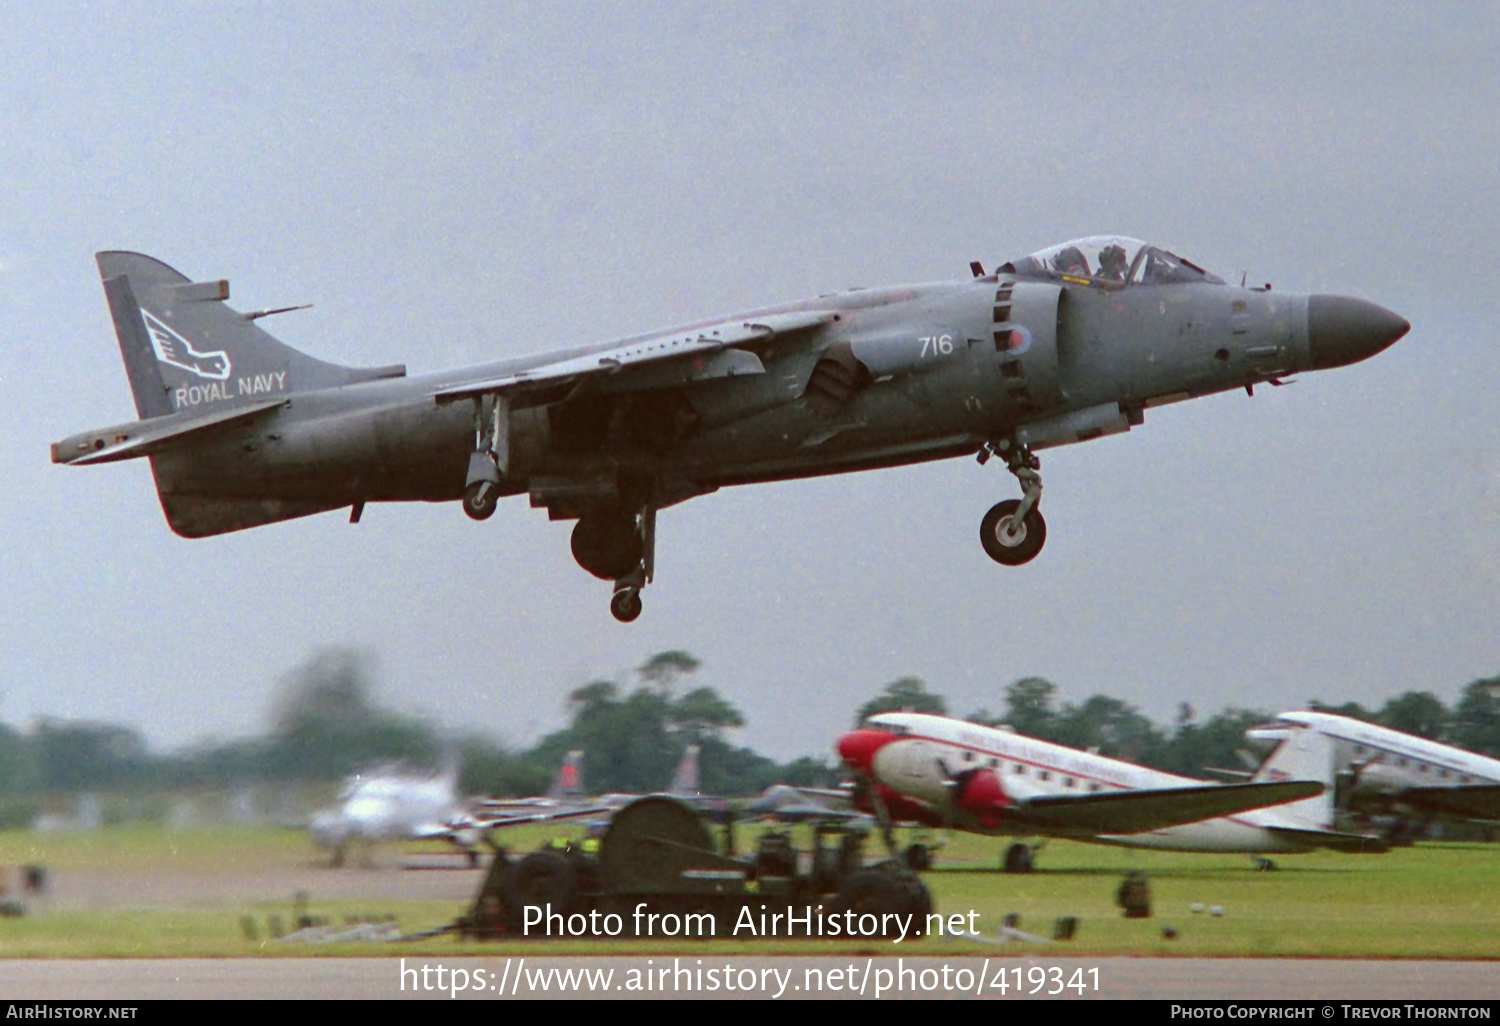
[1049,245,1090,277]
[1096,243,1129,283]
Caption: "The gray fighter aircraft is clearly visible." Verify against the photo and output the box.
[53,237,1408,620]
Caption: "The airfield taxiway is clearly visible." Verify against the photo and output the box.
[36,858,479,910]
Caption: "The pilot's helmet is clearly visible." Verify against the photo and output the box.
[1098,244,1127,276]
[1051,246,1089,276]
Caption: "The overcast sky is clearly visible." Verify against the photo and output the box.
[1,2,1497,762]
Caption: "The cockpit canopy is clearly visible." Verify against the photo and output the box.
[1002,235,1224,286]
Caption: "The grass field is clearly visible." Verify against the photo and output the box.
[0,823,1495,958]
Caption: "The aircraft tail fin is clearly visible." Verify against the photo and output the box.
[96,251,406,422]
[547,751,586,800]
[1250,728,1337,830]
[669,744,701,797]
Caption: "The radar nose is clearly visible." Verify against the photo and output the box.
[1306,295,1410,370]
[837,729,896,775]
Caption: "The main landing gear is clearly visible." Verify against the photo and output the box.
[978,440,1046,566]
[571,507,656,623]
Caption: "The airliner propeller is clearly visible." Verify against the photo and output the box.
[1335,754,1382,810]
[936,757,1008,828]
[847,768,905,866]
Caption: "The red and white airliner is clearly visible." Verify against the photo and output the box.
[838,711,1384,871]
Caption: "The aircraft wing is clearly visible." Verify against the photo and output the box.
[432,310,835,404]
[1009,780,1324,835]
[1265,826,1389,854]
[409,821,468,841]
[50,398,286,466]
[1201,767,1255,782]
[1393,784,1500,821]
[796,786,858,802]
[474,804,618,829]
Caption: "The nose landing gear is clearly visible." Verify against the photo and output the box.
[979,441,1047,565]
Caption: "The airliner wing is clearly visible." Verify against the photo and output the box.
[1265,826,1389,853]
[1396,784,1500,821]
[432,310,834,404]
[1010,780,1323,835]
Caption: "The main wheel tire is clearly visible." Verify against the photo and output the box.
[610,590,643,623]
[463,481,498,521]
[1003,842,1034,874]
[833,870,913,932]
[571,515,642,580]
[501,851,579,922]
[904,843,932,873]
[980,500,1046,565]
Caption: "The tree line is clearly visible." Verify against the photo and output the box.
[0,650,1496,826]
[0,649,829,822]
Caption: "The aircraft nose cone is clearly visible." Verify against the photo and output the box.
[1306,295,1410,370]
[837,729,895,775]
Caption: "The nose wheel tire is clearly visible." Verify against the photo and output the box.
[980,499,1046,565]
[610,589,643,623]
[462,481,499,521]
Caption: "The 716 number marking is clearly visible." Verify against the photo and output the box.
[919,334,954,357]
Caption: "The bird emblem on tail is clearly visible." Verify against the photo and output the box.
[142,310,231,380]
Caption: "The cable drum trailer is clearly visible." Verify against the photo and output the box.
[457,795,933,940]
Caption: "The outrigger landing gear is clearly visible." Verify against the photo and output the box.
[463,395,508,522]
[463,467,499,521]
[978,439,1046,565]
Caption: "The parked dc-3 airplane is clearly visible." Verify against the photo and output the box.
[838,712,1384,871]
[52,237,1408,620]
[1247,711,1500,844]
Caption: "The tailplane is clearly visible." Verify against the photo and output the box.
[1250,728,1337,830]
[96,251,405,420]
[669,744,701,797]
[547,751,586,800]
